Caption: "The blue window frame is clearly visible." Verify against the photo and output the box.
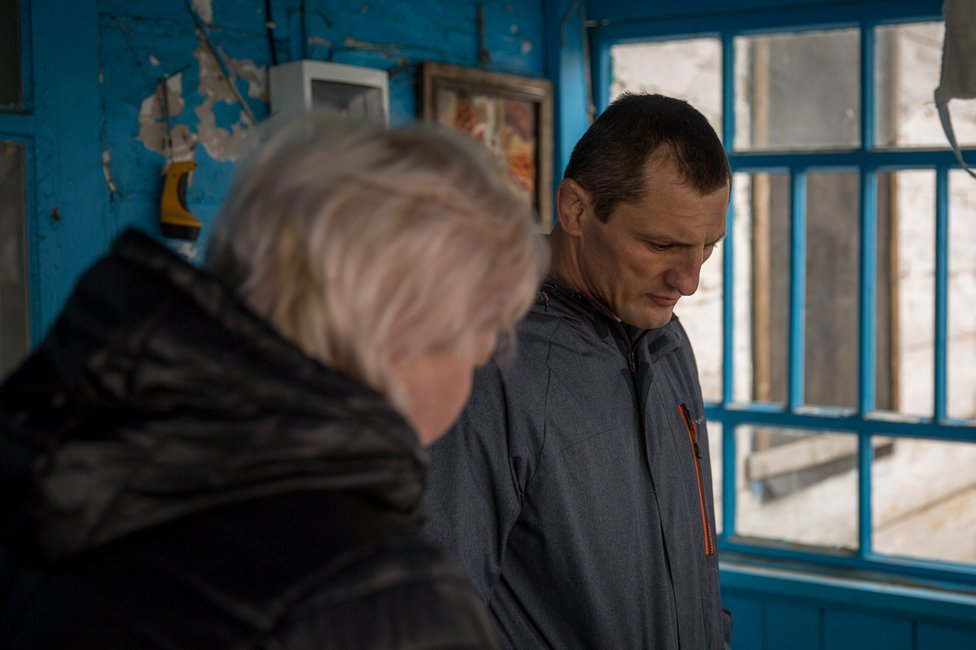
[589,0,976,590]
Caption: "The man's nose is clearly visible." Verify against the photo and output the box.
[665,249,703,297]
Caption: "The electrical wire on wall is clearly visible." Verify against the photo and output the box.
[477,3,492,68]
[265,0,279,66]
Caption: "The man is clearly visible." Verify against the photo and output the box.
[425,93,732,649]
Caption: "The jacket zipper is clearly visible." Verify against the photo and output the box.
[678,403,715,556]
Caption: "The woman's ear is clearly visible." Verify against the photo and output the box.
[555,179,589,237]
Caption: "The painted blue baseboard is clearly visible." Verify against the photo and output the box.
[721,561,976,650]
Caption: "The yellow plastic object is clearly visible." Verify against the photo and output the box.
[160,160,202,241]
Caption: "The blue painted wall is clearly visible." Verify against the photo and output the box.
[28,0,547,339]
[539,0,591,182]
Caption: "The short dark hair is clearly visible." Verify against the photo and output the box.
[563,93,731,222]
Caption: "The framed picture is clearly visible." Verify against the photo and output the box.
[420,62,553,230]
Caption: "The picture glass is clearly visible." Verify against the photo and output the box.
[434,88,538,210]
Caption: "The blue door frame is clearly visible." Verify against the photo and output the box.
[0,0,106,346]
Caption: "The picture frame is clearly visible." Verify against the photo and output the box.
[420,62,553,230]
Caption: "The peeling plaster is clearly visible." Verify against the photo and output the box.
[234,58,268,100]
[307,36,333,49]
[343,36,401,55]
[193,43,264,160]
[136,47,265,162]
[192,0,213,24]
[174,241,200,263]
[138,72,196,162]
[507,24,533,55]
[149,55,160,66]
[101,150,118,193]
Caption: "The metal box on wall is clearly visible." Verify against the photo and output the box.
[269,60,389,124]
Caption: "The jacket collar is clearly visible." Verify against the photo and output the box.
[538,275,683,357]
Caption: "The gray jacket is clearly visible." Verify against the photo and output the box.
[426,278,730,649]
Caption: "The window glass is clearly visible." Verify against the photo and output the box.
[708,420,723,535]
[737,425,858,550]
[873,173,896,412]
[873,437,976,563]
[875,171,936,418]
[610,37,723,140]
[0,141,29,376]
[677,234,723,403]
[732,172,791,405]
[875,21,976,148]
[731,174,753,403]
[948,170,976,421]
[734,29,860,151]
[804,172,860,409]
[0,0,22,107]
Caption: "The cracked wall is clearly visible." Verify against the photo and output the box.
[98,0,544,250]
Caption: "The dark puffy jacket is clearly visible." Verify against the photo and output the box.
[426,278,730,649]
[0,229,497,649]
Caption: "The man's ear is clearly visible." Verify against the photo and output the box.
[556,179,589,236]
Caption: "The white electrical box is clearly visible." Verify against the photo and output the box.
[269,60,390,124]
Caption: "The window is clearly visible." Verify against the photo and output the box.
[0,141,29,376]
[606,11,976,585]
[0,0,22,108]
[0,0,31,378]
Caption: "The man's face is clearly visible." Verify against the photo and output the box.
[575,156,729,330]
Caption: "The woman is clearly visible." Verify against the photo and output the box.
[0,113,547,648]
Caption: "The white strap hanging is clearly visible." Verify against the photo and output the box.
[935,0,976,179]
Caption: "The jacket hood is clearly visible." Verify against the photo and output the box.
[0,229,427,561]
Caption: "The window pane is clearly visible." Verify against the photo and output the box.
[873,437,976,564]
[677,235,722,403]
[732,174,753,403]
[734,29,860,151]
[875,21,976,149]
[0,141,29,376]
[805,172,860,409]
[0,0,22,107]
[737,425,858,550]
[878,171,936,418]
[610,38,722,140]
[949,170,976,420]
[708,420,723,535]
[874,173,896,411]
[732,172,790,404]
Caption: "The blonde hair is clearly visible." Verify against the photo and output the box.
[206,111,547,409]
